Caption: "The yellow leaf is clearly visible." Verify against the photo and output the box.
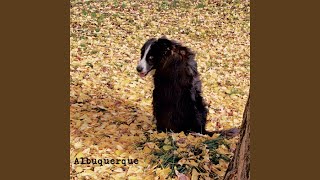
[156,168,171,179]
[191,168,199,180]
[113,172,126,179]
[128,176,139,180]
[145,142,156,149]
[74,141,82,149]
[164,138,171,144]
[219,159,229,169]
[127,166,139,175]
[82,169,95,176]
[163,145,173,151]
[75,152,84,158]
[143,146,151,153]
[145,175,155,179]
[113,168,124,173]
[157,132,167,139]
[116,145,124,150]
[216,145,229,155]
[115,150,123,156]
[137,116,148,122]
[75,166,83,173]
[178,131,186,137]
[211,133,220,139]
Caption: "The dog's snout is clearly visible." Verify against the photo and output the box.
[136,66,143,72]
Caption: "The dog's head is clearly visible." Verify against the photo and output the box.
[136,36,173,77]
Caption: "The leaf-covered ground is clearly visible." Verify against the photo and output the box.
[70,0,250,179]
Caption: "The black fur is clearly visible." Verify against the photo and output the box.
[137,36,239,137]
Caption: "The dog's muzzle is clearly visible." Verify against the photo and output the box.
[136,66,143,72]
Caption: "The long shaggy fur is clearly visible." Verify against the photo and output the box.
[137,36,239,137]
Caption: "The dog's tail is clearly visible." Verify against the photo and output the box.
[204,128,240,139]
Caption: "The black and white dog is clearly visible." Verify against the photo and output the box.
[136,36,238,137]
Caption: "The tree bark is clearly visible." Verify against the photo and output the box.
[223,95,250,180]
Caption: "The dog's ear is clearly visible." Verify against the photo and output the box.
[157,37,171,46]
[156,37,172,54]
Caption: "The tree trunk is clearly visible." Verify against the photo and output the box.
[223,95,250,180]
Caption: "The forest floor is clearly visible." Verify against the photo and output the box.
[70,0,250,179]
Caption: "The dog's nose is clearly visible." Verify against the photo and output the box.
[136,66,143,72]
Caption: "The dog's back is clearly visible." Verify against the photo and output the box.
[150,38,208,133]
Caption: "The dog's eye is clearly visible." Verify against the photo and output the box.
[149,56,153,60]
